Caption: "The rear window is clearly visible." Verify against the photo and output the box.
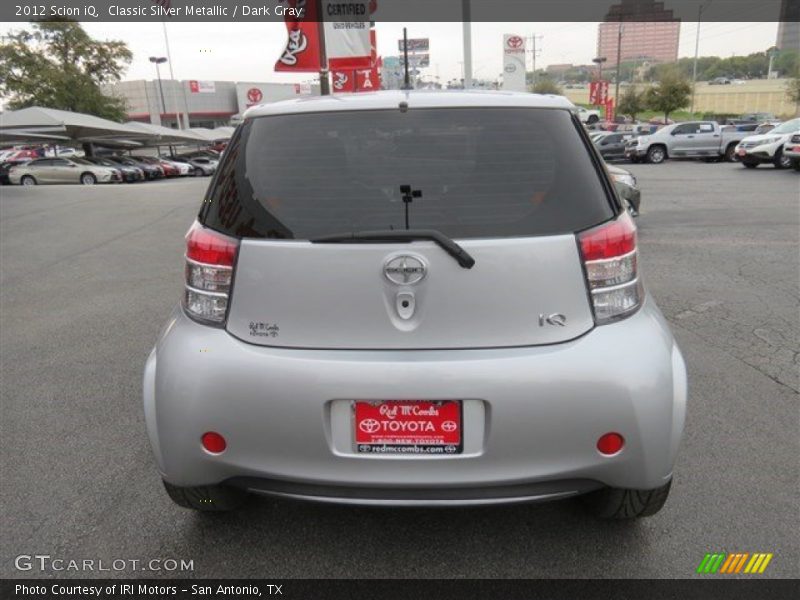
[200,107,614,239]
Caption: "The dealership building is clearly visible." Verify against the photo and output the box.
[106,79,318,129]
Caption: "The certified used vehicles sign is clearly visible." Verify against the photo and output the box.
[354,401,462,454]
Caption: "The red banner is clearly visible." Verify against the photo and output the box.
[589,80,609,105]
[331,70,356,93]
[274,0,322,72]
[604,98,615,123]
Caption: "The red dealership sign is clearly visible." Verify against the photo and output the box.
[274,0,322,72]
[589,81,609,105]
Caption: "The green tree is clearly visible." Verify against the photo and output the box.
[0,20,131,121]
[617,86,646,121]
[645,69,692,122]
[532,77,563,95]
[786,72,800,114]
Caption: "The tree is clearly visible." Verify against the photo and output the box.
[532,77,563,95]
[787,72,800,115]
[0,20,132,121]
[645,69,692,122]
[618,86,646,121]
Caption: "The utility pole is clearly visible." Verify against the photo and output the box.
[316,0,330,95]
[614,23,624,104]
[691,0,713,117]
[161,22,186,129]
[462,0,472,89]
[529,33,543,89]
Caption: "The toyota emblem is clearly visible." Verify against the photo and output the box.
[359,419,381,434]
[247,88,263,103]
[384,255,427,285]
[507,36,524,49]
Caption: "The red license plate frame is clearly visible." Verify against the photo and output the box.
[354,400,462,455]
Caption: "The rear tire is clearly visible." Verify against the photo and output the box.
[581,480,672,519]
[773,149,791,169]
[20,175,37,186]
[724,144,737,162]
[163,480,248,512]
[646,145,666,164]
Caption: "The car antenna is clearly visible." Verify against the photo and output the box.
[399,184,422,230]
[401,27,413,91]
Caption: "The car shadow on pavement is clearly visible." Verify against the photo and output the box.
[174,493,651,578]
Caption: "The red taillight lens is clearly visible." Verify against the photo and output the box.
[579,214,637,261]
[183,221,239,325]
[186,222,237,266]
[578,213,642,324]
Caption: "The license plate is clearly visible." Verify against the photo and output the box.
[738,148,746,156]
[354,400,462,455]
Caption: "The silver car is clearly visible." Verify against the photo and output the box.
[9,157,119,185]
[144,92,687,518]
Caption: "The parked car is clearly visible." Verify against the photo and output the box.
[594,132,636,160]
[709,77,731,85]
[182,156,217,176]
[626,121,745,164]
[144,91,686,518]
[607,164,641,217]
[753,122,780,135]
[740,112,776,122]
[55,147,82,158]
[735,118,800,169]
[573,106,601,125]
[135,156,180,177]
[782,134,800,171]
[159,158,193,176]
[84,157,145,183]
[106,156,163,180]
[8,157,120,185]
[724,119,760,132]
[1,160,32,185]
[1,149,39,163]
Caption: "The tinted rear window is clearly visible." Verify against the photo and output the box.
[200,107,613,239]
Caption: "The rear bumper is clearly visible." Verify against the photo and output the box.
[144,297,687,504]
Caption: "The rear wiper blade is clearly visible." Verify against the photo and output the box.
[311,229,475,269]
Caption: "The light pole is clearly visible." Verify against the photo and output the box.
[149,56,168,125]
[593,56,607,81]
[691,0,713,117]
[614,23,624,104]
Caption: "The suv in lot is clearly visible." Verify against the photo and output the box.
[144,92,687,518]
[734,118,800,169]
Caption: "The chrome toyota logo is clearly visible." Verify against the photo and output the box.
[384,255,426,285]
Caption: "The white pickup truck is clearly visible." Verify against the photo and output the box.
[625,121,745,164]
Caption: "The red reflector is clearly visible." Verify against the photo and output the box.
[579,213,637,261]
[186,222,238,266]
[201,431,227,454]
[597,432,625,455]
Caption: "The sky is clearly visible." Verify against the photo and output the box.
[0,21,781,85]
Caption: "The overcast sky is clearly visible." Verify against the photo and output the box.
[0,21,780,84]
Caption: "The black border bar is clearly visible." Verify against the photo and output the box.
[0,0,793,23]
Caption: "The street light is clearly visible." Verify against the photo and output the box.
[593,56,607,81]
[691,0,713,117]
[149,56,168,125]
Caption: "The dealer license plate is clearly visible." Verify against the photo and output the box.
[354,400,462,455]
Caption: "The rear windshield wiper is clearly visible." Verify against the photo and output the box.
[311,229,475,269]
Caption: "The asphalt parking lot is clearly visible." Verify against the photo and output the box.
[1,162,798,579]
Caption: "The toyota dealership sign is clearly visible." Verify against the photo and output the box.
[502,34,526,93]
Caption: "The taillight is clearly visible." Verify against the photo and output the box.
[183,221,239,326]
[578,212,642,324]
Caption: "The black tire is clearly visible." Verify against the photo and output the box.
[587,114,599,125]
[581,480,672,519]
[629,156,641,164]
[773,149,791,169]
[646,145,666,164]
[793,160,800,172]
[20,175,37,186]
[163,480,248,512]
[724,144,737,162]
[742,160,759,169]
[194,167,203,177]
[80,172,97,185]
